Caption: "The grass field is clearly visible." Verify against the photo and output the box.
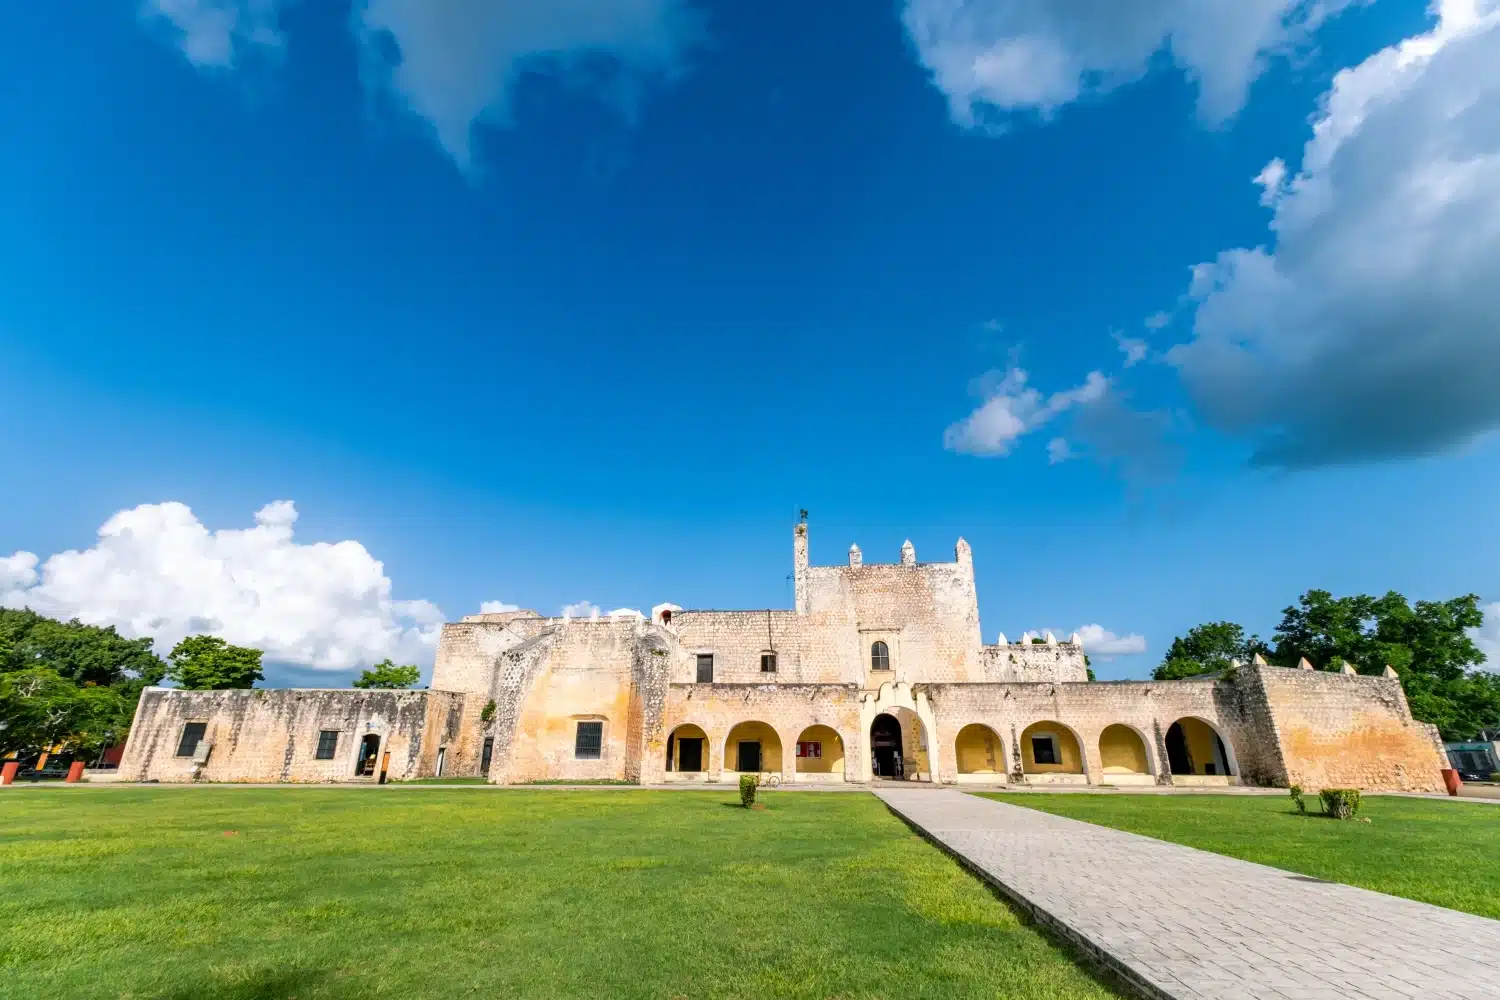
[0,789,1121,1000]
[985,792,1500,919]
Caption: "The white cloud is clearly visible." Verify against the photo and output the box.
[1112,331,1149,367]
[1144,311,1173,331]
[140,0,284,68]
[1169,0,1500,466]
[1046,437,1074,464]
[1073,623,1148,658]
[944,367,1108,457]
[0,501,444,671]
[355,0,699,170]
[901,0,1356,129]
[479,600,520,614]
[561,600,602,620]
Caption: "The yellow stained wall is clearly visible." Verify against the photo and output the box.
[725,721,783,773]
[793,725,844,774]
[1099,724,1149,774]
[955,724,1002,773]
[669,724,709,771]
[1179,717,1227,775]
[1020,722,1083,773]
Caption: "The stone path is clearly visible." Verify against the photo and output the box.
[877,788,1500,1000]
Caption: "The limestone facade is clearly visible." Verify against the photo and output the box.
[117,523,1446,792]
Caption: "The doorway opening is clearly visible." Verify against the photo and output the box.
[870,713,904,779]
[355,734,380,777]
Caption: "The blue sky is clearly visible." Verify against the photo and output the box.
[3,0,1499,685]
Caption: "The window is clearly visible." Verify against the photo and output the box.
[696,653,714,683]
[871,641,890,671]
[761,652,777,673]
[796,741,821,759]
[480,736,494,773]
[175,722,207,758]
[315,730,339,760]
[575,721,603,759]
[1032,735,1059,766]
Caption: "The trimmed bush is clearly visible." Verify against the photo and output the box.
[1319,788,1362,820]
[1289,785,1306,815]
[738,773,759,808]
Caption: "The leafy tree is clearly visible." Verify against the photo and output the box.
[1152,622,1268,680]
[166,635,263,690]
[0,608,165,689]
[352,659,420,690]
[1271,590,1500,740]
[0,668,131,756]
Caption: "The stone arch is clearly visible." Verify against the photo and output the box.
[793,725,845,781]
[1164,716,1237,779]
[1019,720,1087,784]
[857,681,941,782]
[666,723,709,778]
[724,721,784,775]
[1098,723,1153,782]
[953,723,1004,781]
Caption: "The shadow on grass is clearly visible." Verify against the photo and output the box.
[877,801,1137,999]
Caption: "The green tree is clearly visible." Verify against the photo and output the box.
[166,635,263,690]
[0,608,165,689]
[1152,621,1268,680]
[1271,590,1500,740]
[0,668,131,756]
[352,659,421,690]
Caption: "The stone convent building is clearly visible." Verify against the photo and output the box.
[119,523,1447,792]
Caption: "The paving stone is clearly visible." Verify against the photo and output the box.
[877,788,1500,1000]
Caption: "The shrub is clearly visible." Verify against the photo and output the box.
[1319,788,1362,820]
[480,699,496,724]
[1491,772,1500,783]
[1289,785,1306,815]
[738,773,758,808]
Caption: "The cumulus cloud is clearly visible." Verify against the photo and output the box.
[1072,623,1148,658]
[1472,602,1500,671]
[901,0,1356,129]
[355,0,700,170]
[140,0,284,68]
[561,600,602,620]
[1169,0,1500,466]
[1046,437,1074,464]
[0,500,444,671]
[479,600,520,614]
[944,367,1109,457]
[1113,331,1149,367]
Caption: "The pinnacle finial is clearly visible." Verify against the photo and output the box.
[1341,662,1357,675]
[848,543,862,567]
[900,539,916,566]
[1298,657,1314,671]
[1382,664,1399,678]
[1044,631,1057,645]
[1069,632,1082,646]
[996,632,1008,646]
[1252,653,1268,666]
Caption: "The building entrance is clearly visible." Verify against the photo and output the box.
[870,713,904,779]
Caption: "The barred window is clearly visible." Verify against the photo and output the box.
[575,721,603,759]
[315,730,339,760]
[796,741,821,758]
[871,641,890,671]
[696,653,714,683]
[176,722,207,758]
[760,652,777,673]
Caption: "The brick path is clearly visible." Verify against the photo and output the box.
[876,788,1500,1000]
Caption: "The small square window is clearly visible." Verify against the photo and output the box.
[176,722,207,758]
[696,653,714,683]
[1032,735,1059,766]
[575,721,603,759]
[315,730,339,760]
[796,741,821,759]
[761,652,777,673]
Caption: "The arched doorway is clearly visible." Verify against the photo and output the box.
[793,725,845,781]
[725,721,782,775]
[870,713,905,778]
[1019,721,1085,783]
[666,724,708,776]
[1165,718,1235,778]
[354,733,380,777]
[1098,724,1152,782]
[954,724,1003,780]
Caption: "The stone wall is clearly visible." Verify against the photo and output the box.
[117,687,461,783]
[978,641,1089,682]
[1246,664,1446,793]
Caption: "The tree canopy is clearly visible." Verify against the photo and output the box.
[166,635,264,690]
[352,659,421,690]
[1155,590,1500,740]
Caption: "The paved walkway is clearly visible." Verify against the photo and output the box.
[877,788,1500,1000]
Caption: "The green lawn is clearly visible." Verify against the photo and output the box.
[983,792,1500,919]
[0,789,1122,1000]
